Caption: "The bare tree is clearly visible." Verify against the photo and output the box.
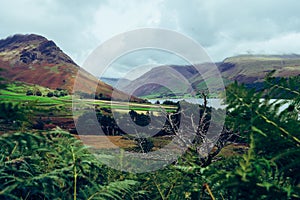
[161,92,237,167]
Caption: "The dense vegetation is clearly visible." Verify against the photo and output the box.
[0,75,299,199]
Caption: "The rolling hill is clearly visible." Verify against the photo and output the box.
[99,77,131,88]
[113,54,300,98]
[0,34,140,101]
[221,54,300,83]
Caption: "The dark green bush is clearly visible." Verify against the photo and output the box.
[26,90,34,96]
[35,90,42,96]
[47,91,53,97]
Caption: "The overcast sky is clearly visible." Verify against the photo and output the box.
[1,0,300,78]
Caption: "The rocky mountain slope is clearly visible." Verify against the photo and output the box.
[0,34,139,101]
[114,54,300,97]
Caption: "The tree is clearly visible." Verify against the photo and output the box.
[162,100,177,105]
[26,90,34,96]
[35,90,42,96]
[53,90,60,97]
[60,90,68,96]
[47,91,54,97]
[155,75,300,199]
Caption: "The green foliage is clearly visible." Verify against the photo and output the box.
[133,137,154,153]
[26,90,34,96]
[35,90,42,96]
[265,73,300,99]
[0,102,33,130]
[212,76,300,199]
[47,91,54,97]
[162,100,178,106]
[1,72,299,199]
[0,129,140,200]
[48,89,68,97]
[154,75,300,199]
[0,102,27,123]
[129,110,150,126]
[0,68,7,90]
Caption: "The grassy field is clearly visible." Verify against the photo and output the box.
[0,82,177,134]
[1,81,176,109]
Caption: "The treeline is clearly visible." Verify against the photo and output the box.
[76,103,213,137]
[26,87,68,97]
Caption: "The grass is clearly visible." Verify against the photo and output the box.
[223,56,300,79]
[0,82,178,150]
[6,81,54,94]
[0,91,68,104]
[1,82,177,121]
[78,97,177,113]
[1,82,73,119]
[224,55,285,62]
[44,65,60,74]
[218,144,249,158]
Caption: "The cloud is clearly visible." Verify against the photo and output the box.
[88,0,163,38]
[1,0,300,78]
[0,0,102,64]
[206,32,300,60]
[102,49,189,80]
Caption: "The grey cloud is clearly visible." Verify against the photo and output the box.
[1,0,300,78]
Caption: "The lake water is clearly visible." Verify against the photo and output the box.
[148,98,227,109]
[148,98,293,113]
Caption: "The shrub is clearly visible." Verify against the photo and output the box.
[53,90,60,97]
[134,137,154,153]
[47,91,54,97]
[35,90,42,96]
[162,100,178,105]
[26,90,34,96]
[32,117,44,130]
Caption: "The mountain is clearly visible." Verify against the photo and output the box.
[0,34,139,101]
[221,54,300,84]
[100,77,131,88]
[122,54,300,97]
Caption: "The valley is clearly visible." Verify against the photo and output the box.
[106,54,300,98]
[0,33,299,199]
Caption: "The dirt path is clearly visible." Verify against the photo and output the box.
[75,135,135,149]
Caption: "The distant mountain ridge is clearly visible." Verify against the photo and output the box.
[99,77,131,88]
[103,54,300,98]
[0,34,140,101]
[221,54,300,84]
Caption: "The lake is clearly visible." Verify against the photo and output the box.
[148,98,227,109]
[148,98,294,113]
